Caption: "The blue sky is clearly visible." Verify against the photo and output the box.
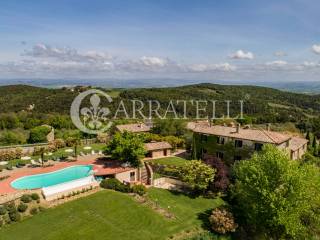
[0,0,320,82]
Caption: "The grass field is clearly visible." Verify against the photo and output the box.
[150,157,188,167]
[0,189,226,240]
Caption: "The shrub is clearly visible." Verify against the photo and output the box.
[209,208,237,234]
[38,206,46,212]
[21,194,32,203]
[5,202,16,214]
[100,178,131,193]
[28,126,51,143]
[3,215,11,224]
[17,203,28,213]
[9,212,21,222]
[100,178,122,190]
[115,183,131,193]
[30,207,38,215]
[31,193,40,201]
[131,184,147,196]
[0,206,6,215]
[0,218,4,227]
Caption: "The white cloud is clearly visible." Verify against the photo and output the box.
[187,63,236,72]
[312,44,320,54]
[266,60,287,66]
[302,61,320,67]
[230,50,254,60]
[140,56,168,67]
[2,43,320,80]
[23,43,113,62]
[274,51,287,57]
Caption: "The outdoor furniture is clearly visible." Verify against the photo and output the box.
[80,152,85,156]
[31,160,41,167]
[98,150,103,155]
[91,150,95,155]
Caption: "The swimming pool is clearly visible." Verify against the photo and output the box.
[11,165,93,190]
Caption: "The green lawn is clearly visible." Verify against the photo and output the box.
[150,157,188,167]
[0,189,226,240]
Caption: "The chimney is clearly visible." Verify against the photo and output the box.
[266,123,271,131]
[236,123,241,133]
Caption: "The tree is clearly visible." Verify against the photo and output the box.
[151,119,186,136]
[191,134,198,159]
[0,131,26,145]
[106,131,146,167]
[312,136,318,156]
[203,155,230,192]
[231,145,320,239]
[179,160,215,192]
[28,126,51,143]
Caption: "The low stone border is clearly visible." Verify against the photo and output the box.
[48,185,101,208]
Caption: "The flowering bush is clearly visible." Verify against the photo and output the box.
[0,148,23,161]
[209,207,237,234]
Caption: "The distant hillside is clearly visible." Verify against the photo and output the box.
[120,83,320,123]
[0,85,78,114]
[2,79,320,94]
[0,84,319,123]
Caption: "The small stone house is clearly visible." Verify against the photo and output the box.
[144,141,172,159]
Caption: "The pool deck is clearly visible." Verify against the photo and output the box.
[0,155,133,195]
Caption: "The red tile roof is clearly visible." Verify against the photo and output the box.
[188,122,291,144]
[116,123,151,133]
[144,141,172,151]
[288,137,308,151]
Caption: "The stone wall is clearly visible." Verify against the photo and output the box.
[153,177,187,191]
[0,143,50,156]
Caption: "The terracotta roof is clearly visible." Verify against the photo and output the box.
[288,137,308,151]
[144,141,172,151]
[190,123,291,144]
[116,123,151,133]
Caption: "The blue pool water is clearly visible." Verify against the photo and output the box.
[11,165,93,190]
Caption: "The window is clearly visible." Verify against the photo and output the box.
[216,151,224,159]
[130,172,135,181]
[234,155,242,161]
[235,140,243,148]
[254,143,263,151]
[217,137,225,145]
[201,135,208,143]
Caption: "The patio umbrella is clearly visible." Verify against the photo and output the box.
[65,149,74,153]
[83,146,92,150]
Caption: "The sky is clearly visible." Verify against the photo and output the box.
[0,0,320,83]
